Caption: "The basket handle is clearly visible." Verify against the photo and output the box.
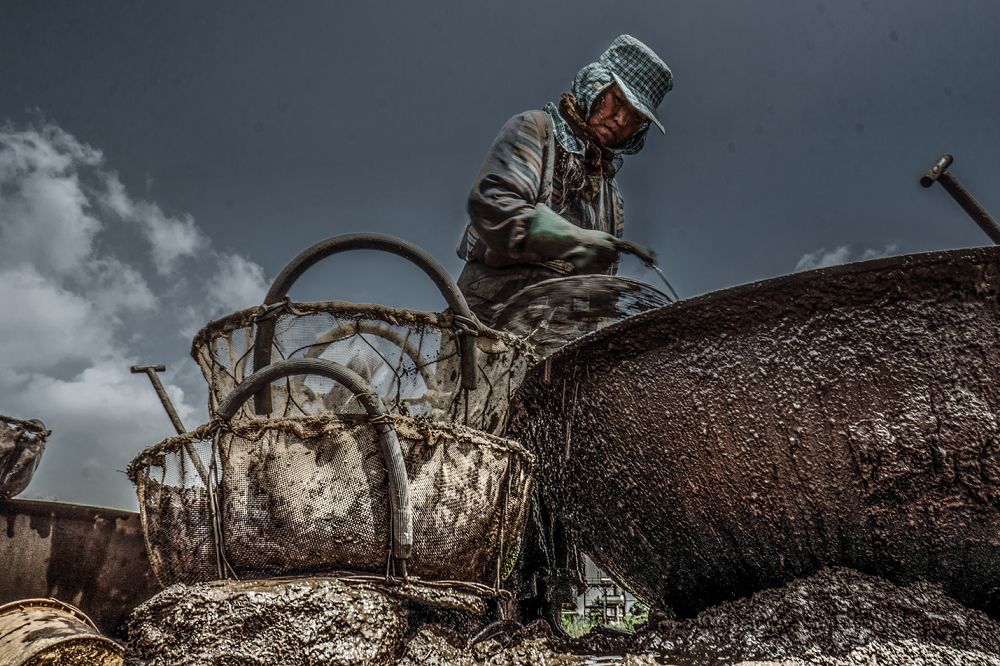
[218,357,413,569]
[252,233,479,415]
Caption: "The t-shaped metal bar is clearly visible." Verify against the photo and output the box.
[131,363,209,484]
[920,154,1000,245]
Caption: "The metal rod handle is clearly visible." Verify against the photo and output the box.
[252,233,479,415]
[131,364,209,485]
[920,153,1000,246]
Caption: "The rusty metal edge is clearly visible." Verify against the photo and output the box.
[541,245,999,365]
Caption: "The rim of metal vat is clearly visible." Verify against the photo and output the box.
[0,500,160,638]
[0,597,123,665]
[541,246,1000,359]
[510,245,1000,617]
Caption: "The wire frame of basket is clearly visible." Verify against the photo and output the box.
[493,275,673,359]
[1,415,50,499]
[127,358,535,589]
[192,302,531,435]
[191,234,533,435]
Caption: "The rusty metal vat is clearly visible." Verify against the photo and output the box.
[0,598,122,665]
[0,500,160,636]
[509,247,1000,617]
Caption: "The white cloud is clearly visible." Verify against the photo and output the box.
[85,257,157,317]
[0,124,103,275]
[103,173,206,274]
[207,252,268,311]
[794,244,899,272]
[0,265,114,370]
[0,120,268,509]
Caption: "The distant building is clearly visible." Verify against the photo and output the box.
[567,555,639,624]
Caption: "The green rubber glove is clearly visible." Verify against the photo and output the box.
[525,204,619,273]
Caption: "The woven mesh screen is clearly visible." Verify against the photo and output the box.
[129,415,534,588]
[191,303,533,435]
[129,435,220,585]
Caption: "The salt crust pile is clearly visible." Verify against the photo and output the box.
[125,568,1000,665]
[405,568,1000,665]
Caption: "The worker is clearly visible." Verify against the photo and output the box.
[455,34,673,628]
[456,34,673,328]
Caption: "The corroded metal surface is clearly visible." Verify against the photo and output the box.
[510,246,1000,617]
[0,500,160,636]
[0,597,122,665]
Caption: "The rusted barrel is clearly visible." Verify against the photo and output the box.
[0,598,123,665]
[510,247,1000,617]
[0,500,160,637]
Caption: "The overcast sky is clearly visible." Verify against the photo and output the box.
[2,1,999,509]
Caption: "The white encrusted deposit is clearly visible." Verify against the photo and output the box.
[636,567,1000,665]
[125,578,404,665]
[124,568,1000,664]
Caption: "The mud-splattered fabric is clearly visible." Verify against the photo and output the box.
[455,110,626,326]
[129,414,535,588]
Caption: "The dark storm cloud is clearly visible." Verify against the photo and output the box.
[1,0,998,506]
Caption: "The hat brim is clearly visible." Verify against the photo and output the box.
[611,73,665,134]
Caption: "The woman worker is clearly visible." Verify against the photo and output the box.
[456,34,673,328]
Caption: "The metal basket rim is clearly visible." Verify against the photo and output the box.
[189,300,535,359]
[127,413,536,483]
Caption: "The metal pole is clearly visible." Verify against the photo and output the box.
[920,154,1000,245]
[130,364,209,484]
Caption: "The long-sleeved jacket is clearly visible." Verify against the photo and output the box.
[456,110,625,325]
[459,110,625,266]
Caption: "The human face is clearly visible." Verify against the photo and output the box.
[586,83,648,147]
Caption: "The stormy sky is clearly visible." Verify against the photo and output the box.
[2,1,999,509]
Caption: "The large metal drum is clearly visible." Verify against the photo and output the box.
[0,598,122,665]
[0,500,159,636]
[509,247,1000,617]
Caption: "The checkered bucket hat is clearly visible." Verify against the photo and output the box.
[597,34,672,134]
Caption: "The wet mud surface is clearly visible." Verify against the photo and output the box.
[510,247,1000,616]
[404,568,1000,664]
[632,567,1000,664]
[123,568,1000,664]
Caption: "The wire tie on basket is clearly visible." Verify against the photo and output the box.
[368,412,394,429]
[451,314,480,338]
[252,297,292,323]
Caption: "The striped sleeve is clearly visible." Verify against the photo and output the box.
[465,111,549,266]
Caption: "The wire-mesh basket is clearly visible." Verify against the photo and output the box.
[493,275,673,358]
[128,358,535,589]
[1,415,49,499]
[191,234,533,435]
